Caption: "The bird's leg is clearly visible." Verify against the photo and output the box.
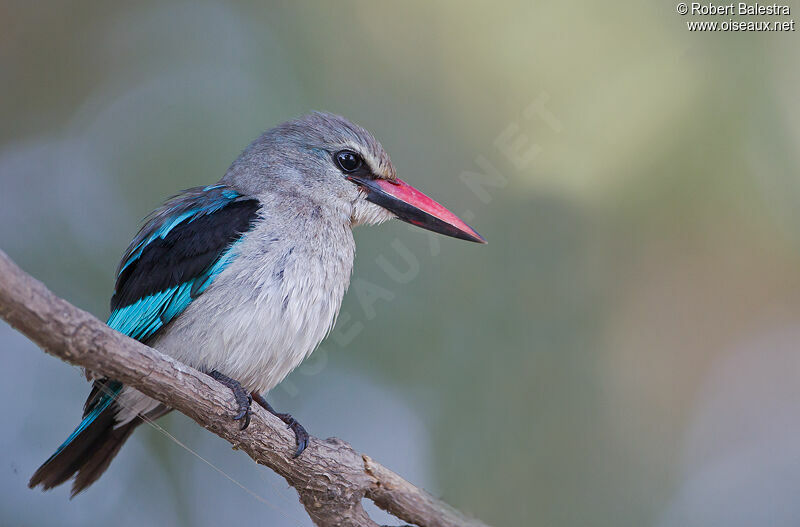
[252,391,309,458]
[208,370,251,430]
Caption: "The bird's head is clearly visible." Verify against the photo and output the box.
[222,112,485,243]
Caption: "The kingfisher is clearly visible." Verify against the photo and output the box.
[29,112,485,496]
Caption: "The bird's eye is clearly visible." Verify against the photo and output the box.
[334,150,362,173]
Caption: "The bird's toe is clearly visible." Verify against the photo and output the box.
[290,421,309,458]
[209,370,252,431]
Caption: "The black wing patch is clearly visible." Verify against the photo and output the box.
[106,186,259,342]
[111,199,259,310]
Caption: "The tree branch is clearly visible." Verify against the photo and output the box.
[0,249,489,527]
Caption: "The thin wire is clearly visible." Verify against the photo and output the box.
[93,381,306,527]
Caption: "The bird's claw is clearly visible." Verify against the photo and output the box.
[288,419,309,458]
[209,370,252,431]
[233,394,252,430]
[252,391,309,458]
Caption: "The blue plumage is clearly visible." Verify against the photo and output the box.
[106,240,241,342]
[117,186,245,277]
[48,382,123,460]
[30,185,260,494]
[109,186,256,344]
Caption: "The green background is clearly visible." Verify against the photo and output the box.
[2,2,800,526]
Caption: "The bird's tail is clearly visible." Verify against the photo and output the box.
[29,380,140,497]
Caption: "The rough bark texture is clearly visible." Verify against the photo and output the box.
[0,249,489,527]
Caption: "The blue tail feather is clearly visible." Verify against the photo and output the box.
[48,382,123,461]
[29,380,134,495]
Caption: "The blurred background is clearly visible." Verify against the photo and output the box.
[2,2,800,526]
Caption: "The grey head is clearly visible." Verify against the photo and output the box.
[221,112,395,227]
[221,112,485,243]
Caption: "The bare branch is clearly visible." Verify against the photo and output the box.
[0,249,489,527]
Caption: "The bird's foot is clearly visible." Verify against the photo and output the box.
[208,370,251,430]
[252,391,309,458]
